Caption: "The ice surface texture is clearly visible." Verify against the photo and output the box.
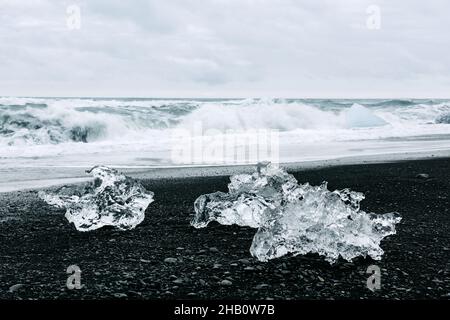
[39,166,154,231]
[192,162,401,263]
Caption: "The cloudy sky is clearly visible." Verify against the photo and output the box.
[1,0,449,98]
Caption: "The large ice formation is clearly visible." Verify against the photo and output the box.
[191,162,401,263]
[39,166,154,231]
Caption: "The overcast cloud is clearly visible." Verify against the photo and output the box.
[0,0,449,98]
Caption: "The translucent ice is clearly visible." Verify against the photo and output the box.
[192,162,297,228]
[191,162,401,263]
[39,166,154,231]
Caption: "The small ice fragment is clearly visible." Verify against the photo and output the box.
[191,162,401,264]
[39,165,154,231]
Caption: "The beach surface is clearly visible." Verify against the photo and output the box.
[0,158,449,299]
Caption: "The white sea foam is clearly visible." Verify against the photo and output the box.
[1,97,449,145]
[1,97,450,185]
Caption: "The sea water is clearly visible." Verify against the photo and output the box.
[1,97,450,191]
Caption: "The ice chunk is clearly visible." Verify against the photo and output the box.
[191,162,298,228]
[250,183,401,262]
[191,162,401,263]
[193,191,278,228]
[345,104,387,128]
[39,166,154,231]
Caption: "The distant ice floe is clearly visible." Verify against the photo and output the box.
[191,162,401,263]
[345,104,387,128]
[39,166,154,231]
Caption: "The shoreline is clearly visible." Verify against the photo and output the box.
[2,148,450,193]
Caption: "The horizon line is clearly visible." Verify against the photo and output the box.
[2,95,450,100]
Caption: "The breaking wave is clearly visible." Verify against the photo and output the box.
[179,100,387,131]
[436,113,450,124]
[0,112,106,145]
[1,97,450,147]
[0,97,196,146]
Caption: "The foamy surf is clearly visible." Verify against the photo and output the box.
[1,97,450,191]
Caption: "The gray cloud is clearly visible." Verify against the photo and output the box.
[0,0,449,98]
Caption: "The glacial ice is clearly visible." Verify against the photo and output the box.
[191,162,401,263]
[39,166,154,231]
[345,104,387,128]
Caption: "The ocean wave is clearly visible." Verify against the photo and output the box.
[370,99,416,107]
[436,113,450,124]
[0,97,200,146]
[1,97,450,147]
[178,100,388,131]
[0,111,107,145]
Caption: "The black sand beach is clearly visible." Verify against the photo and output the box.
[0,159,449,300]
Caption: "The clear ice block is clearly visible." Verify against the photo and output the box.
[192,162,401,263]
[39,166,154,231]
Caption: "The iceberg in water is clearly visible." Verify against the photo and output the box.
[191,162,401,263]
[345,104,387,128]
[39,166,154,231]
